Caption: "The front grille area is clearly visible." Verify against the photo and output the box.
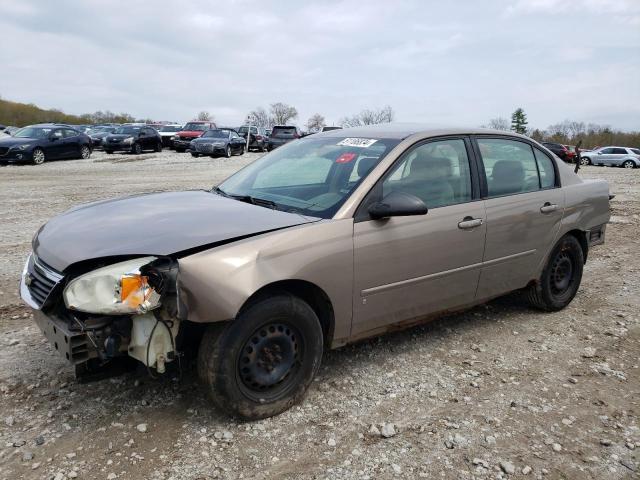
[196,143,213,153]
[27,255,64,308]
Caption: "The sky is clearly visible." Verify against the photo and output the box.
[1,0,639,130]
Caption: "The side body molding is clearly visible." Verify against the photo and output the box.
[176,219,355,347]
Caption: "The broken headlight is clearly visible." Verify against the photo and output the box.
[63,257,162,315]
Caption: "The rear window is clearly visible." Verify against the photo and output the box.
[272,127,297,137]
[631,148,640,155]
[183,123,209,131]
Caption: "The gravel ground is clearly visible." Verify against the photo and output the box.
[0,150,638,480]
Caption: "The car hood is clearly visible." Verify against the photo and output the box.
[192,137,226,143]
[0,137,37,147]
[105,134,134,141]
[33,190,319,272]
[175,131,204,138]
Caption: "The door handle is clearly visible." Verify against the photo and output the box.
[458,217,483,229]
[540,202,558,214]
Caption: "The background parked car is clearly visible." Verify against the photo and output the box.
[88,126,118,148]
[0,123,92,165]
[173,121,216,152]
[237,125,268,152]
[156,124,183,148]
[189,128,246,158]
[542,142,574,163]
[580,146,640,168]
[103,125,162,155]
[268,125,301,150]
[3,126,20,136]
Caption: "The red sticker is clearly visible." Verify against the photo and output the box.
[336,152,357,163]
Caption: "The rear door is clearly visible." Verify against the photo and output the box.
[62,128,81,158]
[609,147,628,166]
[46,129,65,159]
[352,137,486,337]
[473,136,564,299]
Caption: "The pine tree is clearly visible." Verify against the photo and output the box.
[510,108,528,134]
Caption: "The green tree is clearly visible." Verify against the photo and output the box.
[510,108,528,134]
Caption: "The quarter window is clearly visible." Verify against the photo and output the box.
[478,138,540,197]
[382,139,472,208]
[612,148,627,155]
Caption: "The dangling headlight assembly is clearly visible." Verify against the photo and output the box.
[63,257,162,315]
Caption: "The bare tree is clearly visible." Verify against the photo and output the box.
[248,107,272,129]
[270,103,298,125]
[196,111,213,121]
[306,113,326,133]
[339,105,394,127]
[483,117,510,131]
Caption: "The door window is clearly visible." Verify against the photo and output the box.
[478,138,540,197]
[533,148,556,189]
[382,139,472,208]
[50,129,64,139]
[599,148,614,154]
[63,129,78,138]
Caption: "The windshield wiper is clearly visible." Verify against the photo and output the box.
[212,187,278,209]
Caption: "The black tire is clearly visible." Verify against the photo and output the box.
[527,235,584,311]
[32,148,46,165]
[175,148,185,153]
[105,150,113,154]
[80,145,91,159]
[154,142,162,152]
[580,156,591,166]
[225,145,231,158]
[132,143,142,155]
[622,160,635,169]
[191,152,199,158]
[197,294,323,419]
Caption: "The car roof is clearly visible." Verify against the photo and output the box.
[312,123,532,141]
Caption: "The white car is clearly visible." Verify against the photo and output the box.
[156,124,183,148]
[581,146,640,168]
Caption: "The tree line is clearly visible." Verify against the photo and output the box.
[484,108,639,149]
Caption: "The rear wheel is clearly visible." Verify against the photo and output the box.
[32,148,46,165]
[105,150,113,154]
[154,142,162,152]
[622,160,635,169]
[527,235,584,311]
[175,148,185,153]
[580,156,591,166]
[197,294,323,419]
[225,145,231,158]
[132,143,142,155]
[191,152,199,158]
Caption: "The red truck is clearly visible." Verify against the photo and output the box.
[173,121,216,152]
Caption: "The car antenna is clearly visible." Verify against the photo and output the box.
[573,140,582,174]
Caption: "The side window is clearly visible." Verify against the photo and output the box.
[51,129,64,139]
[478,138,539,197]
[382,138,472,208]
[600,148,614,154]
[63,129,77,138]
[533,148,556,189]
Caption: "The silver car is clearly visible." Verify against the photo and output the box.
[580,146,640,168]
[20,125,611,419]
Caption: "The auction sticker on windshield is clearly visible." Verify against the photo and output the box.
[337,138,378,148]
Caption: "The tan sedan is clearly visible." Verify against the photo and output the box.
[21,125,610,419]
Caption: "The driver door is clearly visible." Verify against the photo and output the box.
[46,129,65,159]
[351,137,486,338]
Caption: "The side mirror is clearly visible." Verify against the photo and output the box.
[368,191,428,220]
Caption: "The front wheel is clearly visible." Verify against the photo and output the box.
[191,152,199,158]
[527,235,584,311]
[154,142,162,152]
[197,294,323,419]
[80,145,91,159]
[225,145,231,158]
[622,160,635,169]
[580,156,591,166]
[131,143,142,155]
[175,148,185,153]
[32,148,46,165]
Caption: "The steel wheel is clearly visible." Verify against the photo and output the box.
[237,323,302,401]
[622,160,635,169]
[32,148,45,165]
[550,252,573,296]
[80,145,91,159]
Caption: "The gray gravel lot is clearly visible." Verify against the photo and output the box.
[0,151,638,479]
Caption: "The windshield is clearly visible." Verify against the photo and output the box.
[160,126,181,132]
[114,126,141,135]
[183,123,208,131]
[13,127,52,138]
[218,136,400,219]
[202,130,228,138]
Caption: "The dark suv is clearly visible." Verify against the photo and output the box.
[237,125,268,152]
[542,142,573,163]
[268,125,301,150]
[104,126,162,154]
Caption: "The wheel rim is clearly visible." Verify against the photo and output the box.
[550,251,573,295]
[580,158,589,166]
[237,322,302,400]
[134,144,141,154]
[33,149,45,164]
[226,147,231,157]
[81,146,90,159]
[624,161,634,168]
